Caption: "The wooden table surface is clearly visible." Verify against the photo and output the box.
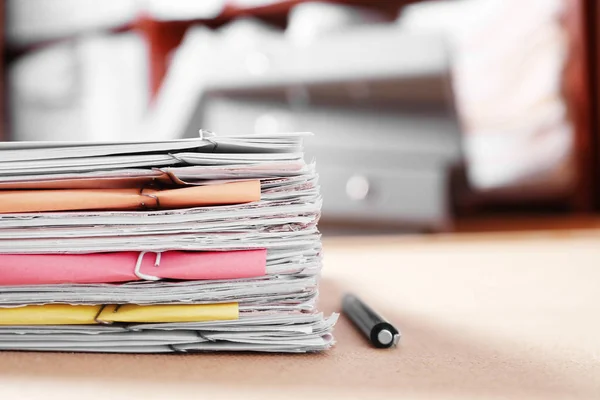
[1,229,600,399]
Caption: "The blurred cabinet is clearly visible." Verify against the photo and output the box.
[192,24,462,230]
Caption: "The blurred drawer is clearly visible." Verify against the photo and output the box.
[205,27,449,90]
[317,161,450,228]
[201,96,462,162]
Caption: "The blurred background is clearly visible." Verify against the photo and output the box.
[1,0,599,234]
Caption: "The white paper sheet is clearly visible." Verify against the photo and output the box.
[0,133,335,353]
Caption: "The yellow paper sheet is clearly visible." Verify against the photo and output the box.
[0,304,101,325]
[0,303,238,325]
[97,303,239,323]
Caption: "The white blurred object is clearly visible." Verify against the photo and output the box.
[6,0,138,46]
[145,0,225,21]
[79,34,150,142]
[286,2,388,45]
[147,22,450,140]
[7,0,227,46]
[142,26,215,142]
[10,33,150,142]
[228,0,282,7]
[398,0,571,191]
[9,42,82,141]
[144,18,282,141]
[207,25,449,91]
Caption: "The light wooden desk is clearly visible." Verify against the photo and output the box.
[1,230,600,399]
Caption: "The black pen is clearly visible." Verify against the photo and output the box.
[342,293,400,348]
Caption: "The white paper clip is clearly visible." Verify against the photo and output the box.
[199,129,218,151]
[139,188,161,210]
[134,251,162,281]
[198,129,216,140]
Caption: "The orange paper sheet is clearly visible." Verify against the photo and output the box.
[0,180,260,213]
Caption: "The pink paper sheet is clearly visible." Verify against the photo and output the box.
[0,250,266,285]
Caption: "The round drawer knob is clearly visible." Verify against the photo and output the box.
[346,175,370,201]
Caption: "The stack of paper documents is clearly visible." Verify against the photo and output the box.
[0,132,337,353]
